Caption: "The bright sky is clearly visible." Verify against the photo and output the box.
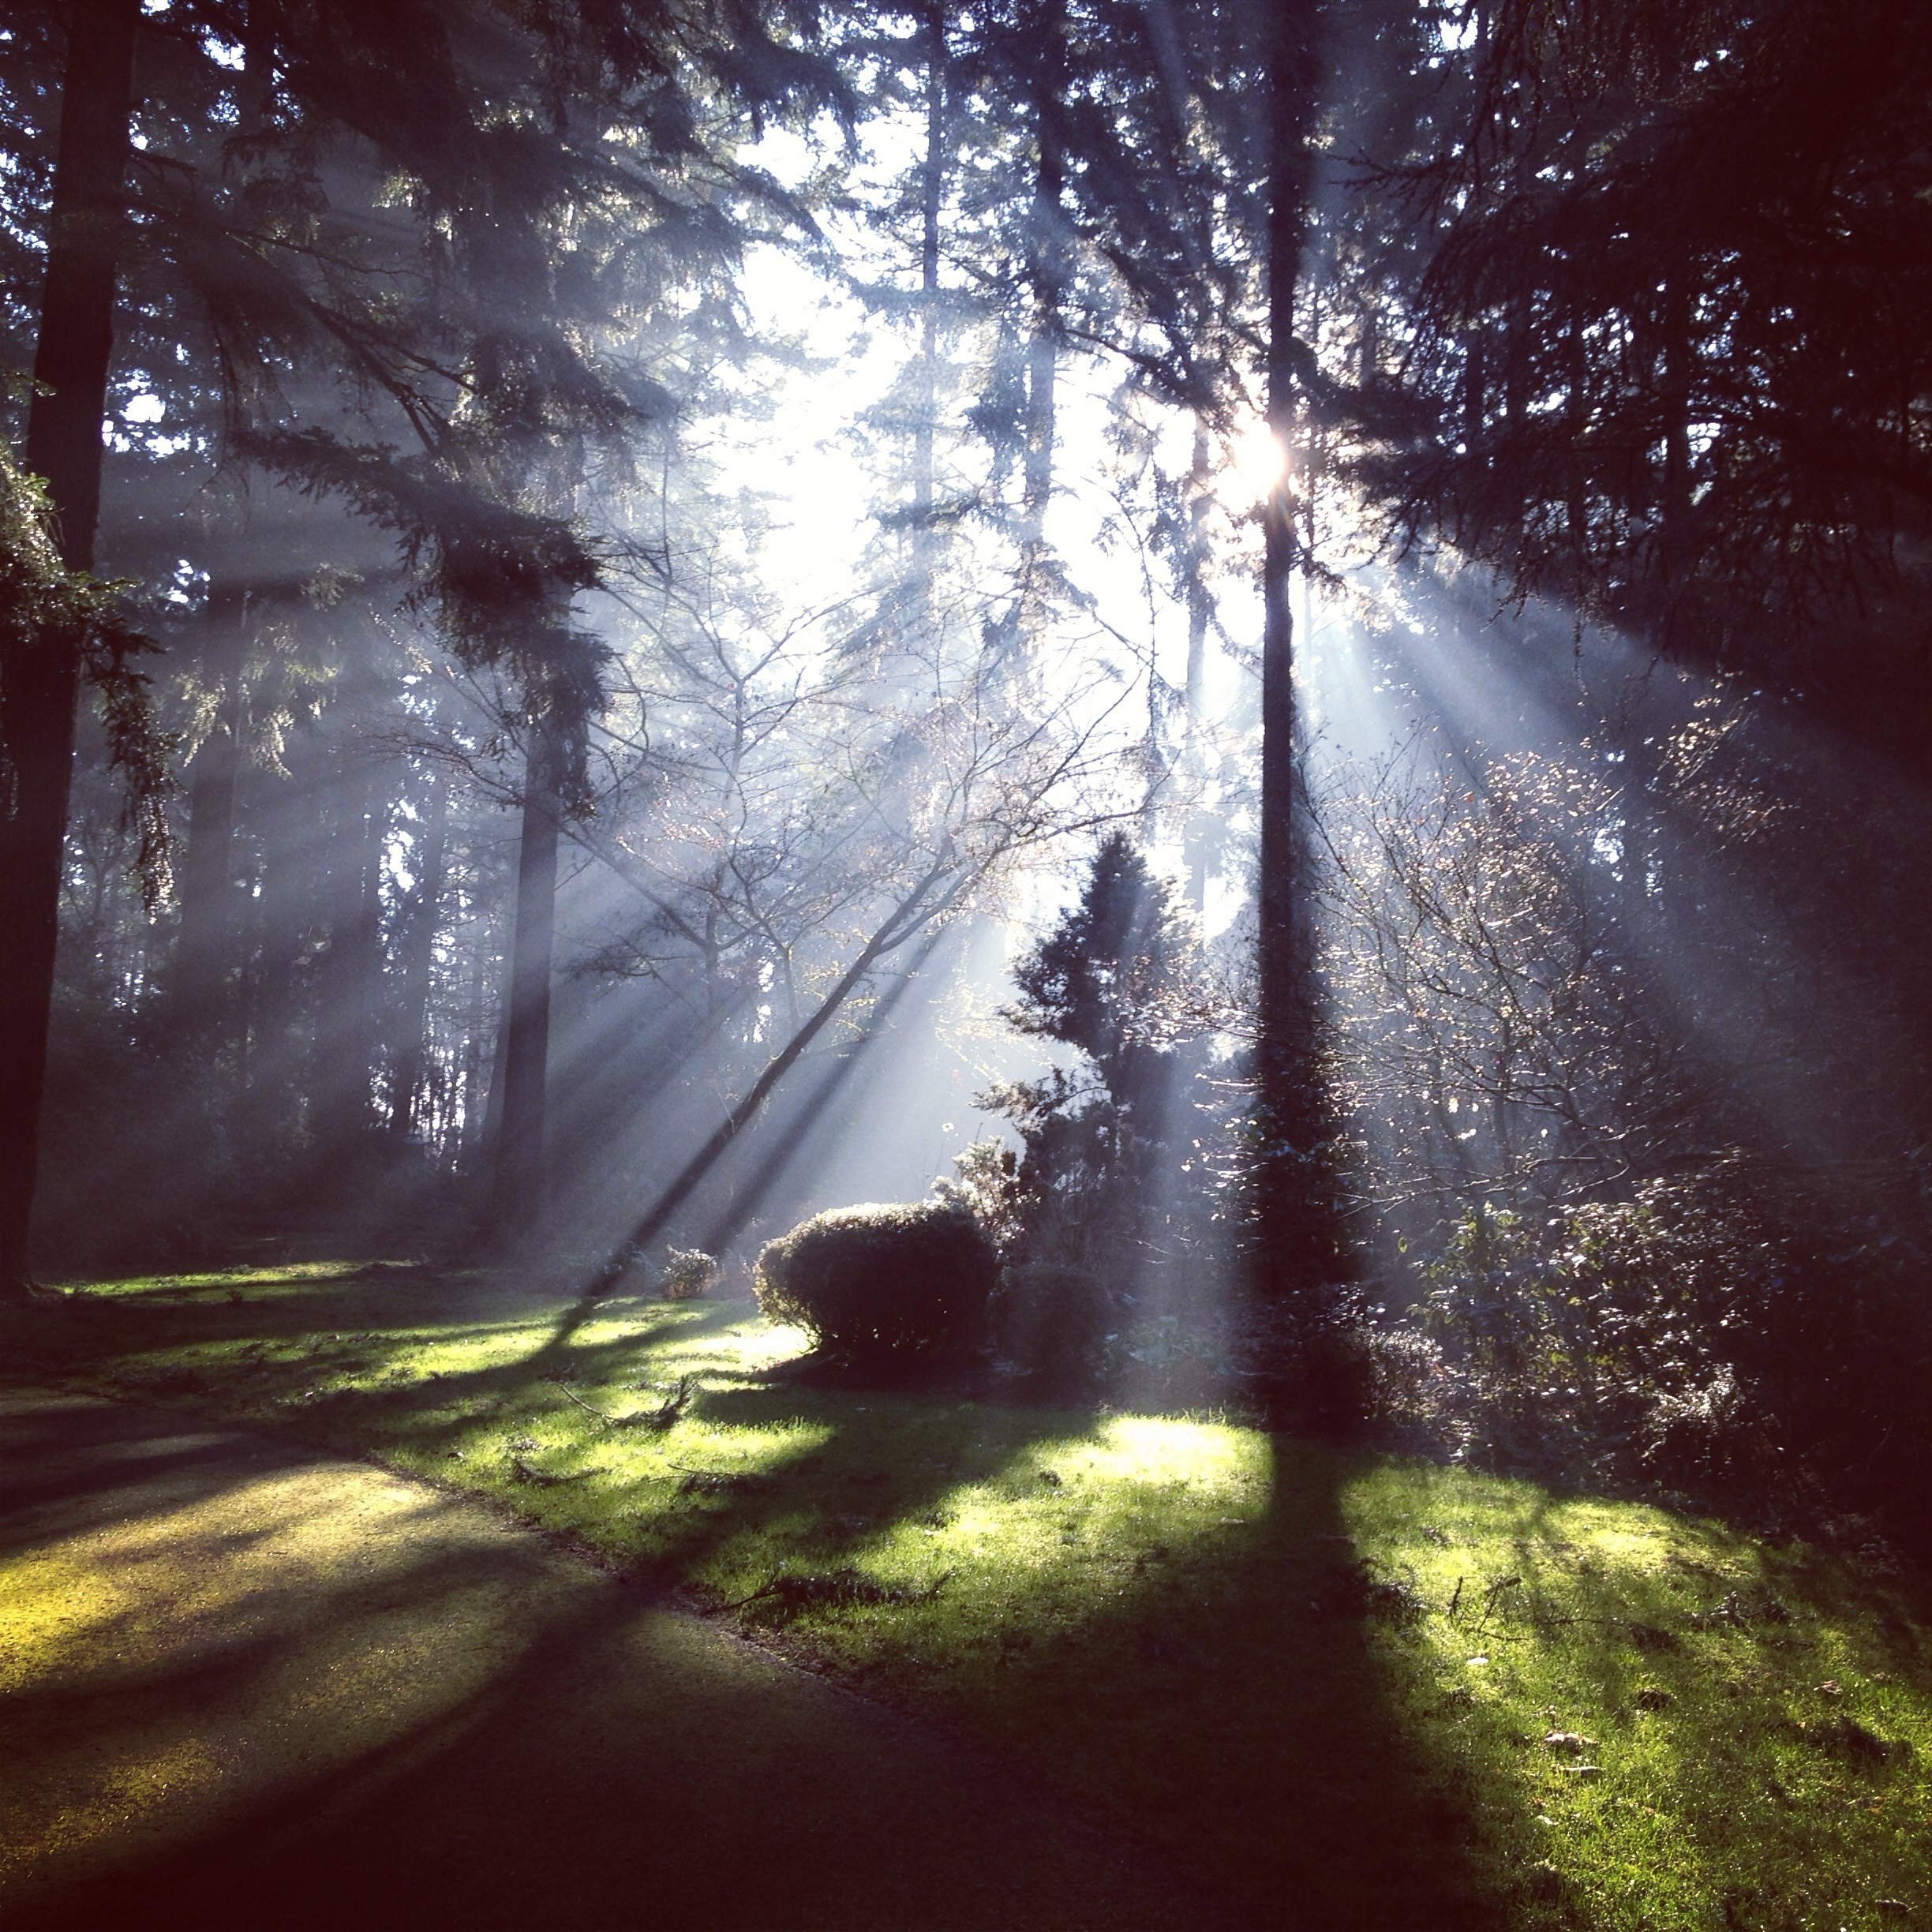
[721,241,1273,724]
[683,118,1323,960]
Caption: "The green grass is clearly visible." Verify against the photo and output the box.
[7,1262,1930,1931]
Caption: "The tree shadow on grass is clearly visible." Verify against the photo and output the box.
[1399,1481,1932,1927]
[585,1377,1522,1930]
[1,1391,1228,1932]
[1103,1440,1511,1930]
[4,1280,1539,1930]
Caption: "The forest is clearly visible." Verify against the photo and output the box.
[3,0,1932,1926]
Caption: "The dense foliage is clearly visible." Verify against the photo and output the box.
[986,1260,1111,1390]
[0,449,168,900]
[983,833,1219,1274]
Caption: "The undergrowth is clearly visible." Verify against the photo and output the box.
[5,1263,1928,1932]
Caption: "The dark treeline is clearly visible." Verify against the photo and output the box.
[3,0,1930,1524]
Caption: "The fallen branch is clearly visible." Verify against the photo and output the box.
[674,1466,772,1496]
[556,1383,617,1425]
[552,1375,695,1431]
[510,1456,603,1487]
[1473,1574,1522,1629]
[706,1566,957,1619]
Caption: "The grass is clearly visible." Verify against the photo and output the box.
[6,1260,1930,1931]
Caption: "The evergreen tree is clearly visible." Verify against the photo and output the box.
[2,0,842,1271]
[1363,0,1932,765]
[992,832,1200,1272]
[0,0,143,1293]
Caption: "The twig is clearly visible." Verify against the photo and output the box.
[553,1376,695,1430]
[706,1576,791,1615]
[1474,1574,1522,1629]
[556,1383,616,1425]
[705,1567,957,1617]
[646,1375,696,1428]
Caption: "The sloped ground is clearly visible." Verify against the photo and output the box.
[0,1388,1227,1932]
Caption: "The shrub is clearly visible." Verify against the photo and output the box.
[1228,1296,1376,1432]
[1406,1163,1932,1538]
[659,1248,721,1301]
[934,1140,1026,1252]
[989,1263,1111,1387]
[754,1200,998,1365]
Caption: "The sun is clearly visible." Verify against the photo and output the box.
[1222,419,1287,508]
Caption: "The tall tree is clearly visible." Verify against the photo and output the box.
[1366,0,1932,766]
[171,586,251,1045]
[495,701,569,1237]
[1247,0,1354,1407]
[387,760,448,1140]
[0,0,141,1293]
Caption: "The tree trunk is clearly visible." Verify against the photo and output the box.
[312,749,387,1183]
[912,2,945,590]
[1565,322,1590,568]
[237,748,312,1155]
[388,765,448,1137]
[1256,0,1317,1125]
[493,717,561,1241]
[1184,416,1213,723]
[1655,23,1692,646]
[169,21,274,1060]
[1253,0,1339,1343]
[1020,0,1066,566]
[461,927,498,1170]
[1181,421,1222,910]
[173,586,251,1044]
[1658,273,1692,642]
[0,0,140,1293]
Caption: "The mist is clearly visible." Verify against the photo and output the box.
[3,0,1927,1511]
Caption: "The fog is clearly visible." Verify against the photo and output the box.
[7,0,1927,1462]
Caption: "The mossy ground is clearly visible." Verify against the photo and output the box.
[6,1262,1929,1931]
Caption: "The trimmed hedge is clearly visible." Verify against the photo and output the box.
[754,1200,998,1364]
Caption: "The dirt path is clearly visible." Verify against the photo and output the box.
[0,1388,1224,1932]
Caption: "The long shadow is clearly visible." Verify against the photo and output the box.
[1415,1481,1932,1923]
[4,1278,1530,1928]
[1103,1439,1500,1929]
[680,1393,1510,1930]
[0,1395,322,1558]
[459,1352,1516,1929]
[2,1391,1223,1932]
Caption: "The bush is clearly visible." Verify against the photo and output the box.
[1405,1163,1932,1539]
[659,1248,720,1301]
[1101,1314,1237,1409]
[989,1263,1111,1387]
[754,1200,998,1365]
[1230,1294,1376,1434]
[934,1140,1026,1252]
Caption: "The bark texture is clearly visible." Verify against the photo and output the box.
[493,719,562,1241]
[1252,0,1348,1385]
[1255,0,1320,1154]
[0,0,140,1291]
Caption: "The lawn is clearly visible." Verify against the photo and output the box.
[6,1262,1929,1932]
